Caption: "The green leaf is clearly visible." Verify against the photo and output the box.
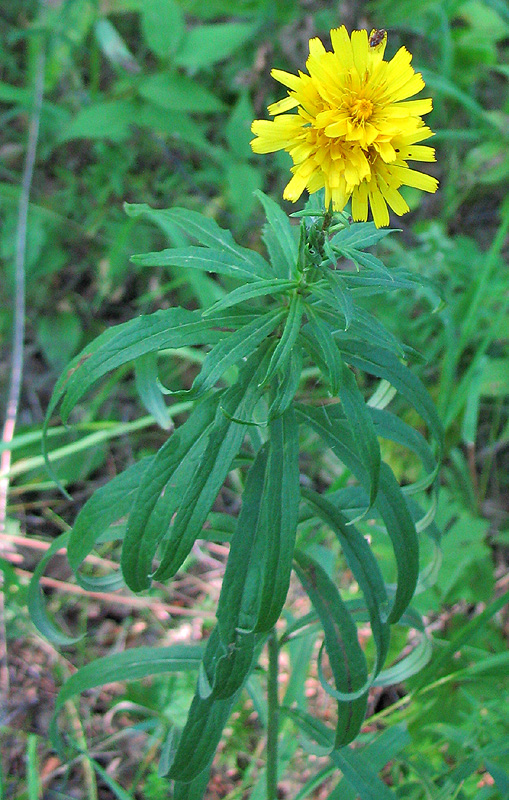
[138,73,225,113]
[59,99,138,142]
[47,308,220,427]
[336,357,381,509]
[301,489,390,683]
[323,271,354,329]
[210,446,270,699]
[302,326,382,510]
[216,445,268,636]
[296,404,418,623]
[173,771,210,800]
[121,395,218,592]
[68,455,155,591]
[132,246,265,281]
[338,340,444,462]
[255,190,299,279]
[331,222,397,251]
[262,293,304,384]
[284,708,398,799]
[50,645,203,755]
[141,0,184,59]
[127,205,271,278]
[134,353,171,429]
[374,606,431,686]
[192,308,285,397]
[28,532,80,646]
[255,407,300,631]
[203,279,297,317]
[370,406,438,493]
[293,549,368,747]
[169,627,258,782]
[154,350,272,581]
[268,346,303,419]
[175,22,256,69]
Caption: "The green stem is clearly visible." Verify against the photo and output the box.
[266,630,279,800]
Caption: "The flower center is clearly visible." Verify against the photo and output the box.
[349,97,374,123]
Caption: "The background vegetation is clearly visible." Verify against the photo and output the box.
[0,0,508,798]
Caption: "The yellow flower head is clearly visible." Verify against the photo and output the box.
[251,27,438,227]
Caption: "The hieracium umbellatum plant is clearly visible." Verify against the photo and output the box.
[34,27,443,799]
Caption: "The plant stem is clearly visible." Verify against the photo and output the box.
[0,37,45,700]
[266,629,279,800]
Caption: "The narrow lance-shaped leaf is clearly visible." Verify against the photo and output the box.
[336,357,381,510]
[169,628,265,782]
[126,204,271,278]
[255,189,299,279]
[132,246,265,282]
[323,269,354,329]
[154,348,272,581]
[283,707,398,800]
[191,307,285,397]
[28,532,80,646]
[50,645,204,756]
[202,278,298,317]
[68,455,154,591]
[337,340,444,462]
[262,293,304,385]
[268,345,303,420]
[293,549,368,747]
[296,403,418,623]
[134,352,172,429]
[216,445,269,641]
[304,305,343,396]
[301,488,390,685]
[52,308,223,425]
[121,395,218,591]
[255,406,300,631]
[210,445,270,699]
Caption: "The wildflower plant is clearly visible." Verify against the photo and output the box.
[34,27,443,800]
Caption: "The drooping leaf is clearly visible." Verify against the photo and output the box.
[45,308,222,432]
[134,352,172,429]
[268,346,303,419]
[296,403,418,623]
[28,532,80,646]
[255,407,300,631]
[169,628,262,782]
[293,549,368,747]
[121,395,219,592]
[50,645,203,755]
[154,348,272,581]
[301,488,390,681]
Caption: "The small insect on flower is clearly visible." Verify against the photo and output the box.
[369,28,386,48]
[251,26,438,227]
